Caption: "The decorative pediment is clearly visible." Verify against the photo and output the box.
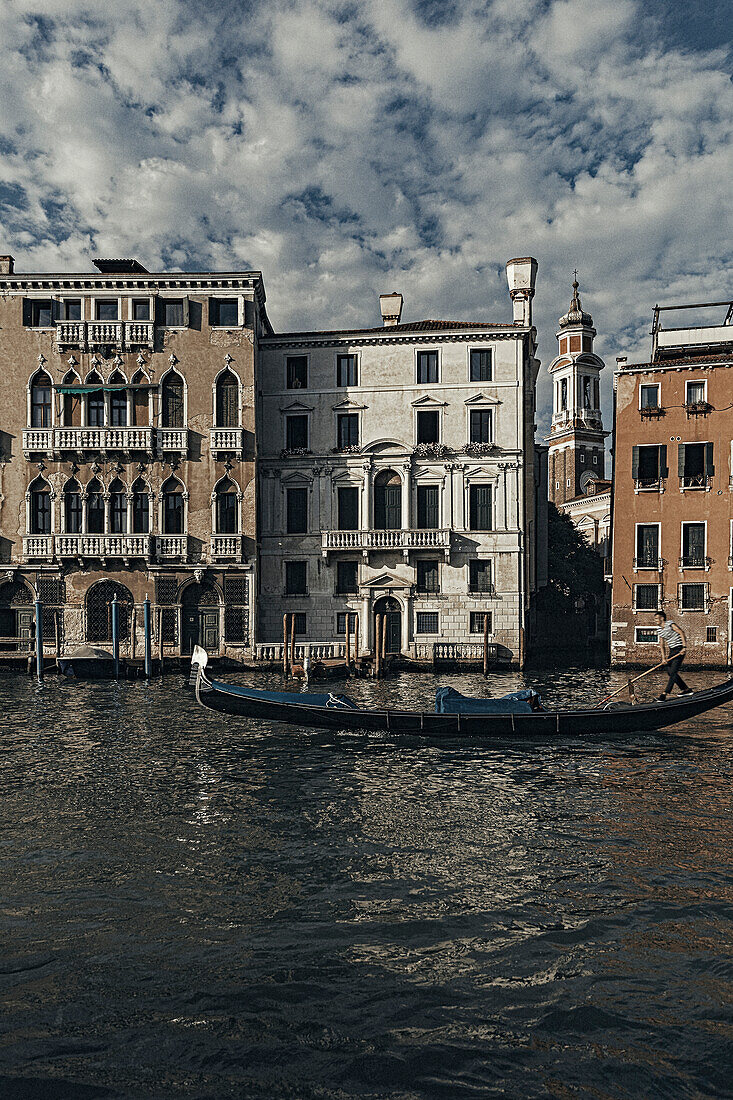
[464,392,501,406]
[361,570,411,590]
[411,394,448,407]
[332,398,368,411]
[279,399,314,413]
[412,466,446,482]
[331,468,364,485]
[280,470,313,486]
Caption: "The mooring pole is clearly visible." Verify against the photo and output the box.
[111,597,120,680]
[354,614,359,664]
[375,614,382,678]
[483,614,489,677]
[34,597,43,679]
[290,613,296,672]
[143,595,152,679]
[283,614,289,678]
[381,614,387,676]
[346,615,351,669]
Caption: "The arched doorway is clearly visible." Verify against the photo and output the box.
[0,580,34,652]
[374,595,401,655]
[181,581,221,655]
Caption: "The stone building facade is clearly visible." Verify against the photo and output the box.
[0,255,267,661]
[256,258,544,666]
[611,298,733,667]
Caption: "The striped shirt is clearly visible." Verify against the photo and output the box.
[658,622,684,651]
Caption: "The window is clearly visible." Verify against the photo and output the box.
[215,370,239,428]
[162,371,184,428]
[681,523,706,568]
[469,485,492,530]
[680,583,706,611]
[286,487,308,533]
[592,453,598,464]
[470,611,493,634]
[635,525,659,568]
[416,559,439,593]
[209,298,239,327]
[25,299,53,327]
[286,415,308,451]
[469,409,492,444]
[706,626,718,643]
[86,374,105,427]
[337,413,358,450]
[640,383,660,409]
[374,470,401,530]
[162,299,185,327]
[337,355,357,387]
[109,479,127,534]
[679,442,713,488]
[469,349,492,381]
[108,372,127,426]
[30,482,51,535]
[224,575,249,644]
[132,299,150,321]
[632,444,668,487]
[633,583,660,611]
[64,482,82,534]
[131,481,149,534]
[336,612,351,635]
[469,559,492,593]
[96,299,118,321]
[416,485,439,529]
[686,380,706,406]
[582,377,592,409]
[286,356,308,389]
[337,487,359,530]
[30,371,52,428]
[86,480,105,534]
[416,410,439,444]
[560,378,568,411]
[293,612,307,636]
[417,351,438,384]
[86,581,133,644]
[635,627,658,644]
[416,612,439,634]
[580,452,585,464]
[163,482,184,534]
[60,299,81,321]
[336,560,358,595]
[285,560,307,595]
[215,481,238,534]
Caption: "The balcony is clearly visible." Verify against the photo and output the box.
[634,477,665,493]
[22,535,54,559]
[210,428,244,457]
[322,529,451,557]
[87,321,124,348]
[210,534,245,561]
[55,319,154,351]
[22,428,54,454]
[639,405,665,419]
[679,556,711,571]
[55,321,86,349]
[680,474,713,491]
[634,557,664,572]
[685,401,712,417]
[156,534,188,560]
[123,321,154,349]
[54,426,154,454]
[55,534,153,561]
[156,427,189,456]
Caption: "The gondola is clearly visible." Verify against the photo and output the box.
[189,648,733,738]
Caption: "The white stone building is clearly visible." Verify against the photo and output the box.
[256,258,543,666]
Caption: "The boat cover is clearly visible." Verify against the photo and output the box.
[210,682,359,709]
[435,687,542,714]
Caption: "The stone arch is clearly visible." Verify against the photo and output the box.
[214,367,240,428]
[29,368,53,428]
[374,468,402,529]
[160,367,185,428]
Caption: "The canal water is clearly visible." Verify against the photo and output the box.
[1,666,732,1099]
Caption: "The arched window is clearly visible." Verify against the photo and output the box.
[131,370,149,426]
[85,371,104,427]
[162,478,184,534]
[29,478,51,534]
[374,469,402,530]
[108,478,127,534]
[215,370,239,428]
[109,370,127,427]
[214,478,238,534]
[86,477,105,534]
[161,370,184,428]
[64,479,82,534]
[30,370,52,428]
[131,478,150,534]
[61,370,82,427]
[86,581,133,643]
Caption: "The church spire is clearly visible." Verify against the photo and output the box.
[559,273,593,329]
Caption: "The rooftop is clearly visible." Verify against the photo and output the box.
[651,299,733,362]
[264,318,518,340]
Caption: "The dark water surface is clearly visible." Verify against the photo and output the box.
[1,666,732,1099]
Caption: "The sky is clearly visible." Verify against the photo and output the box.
[1,0,731,437]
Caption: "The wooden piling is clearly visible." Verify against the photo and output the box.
[289,613,296,672]
[374,614,382,678]
[54,609,60,663]
[283,614,289,678]
[353,614,359,664]
[381,614,387,674]
[346,616,351,669]
[158,607,164,677]
[483,614,489,677]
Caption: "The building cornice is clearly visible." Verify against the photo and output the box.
[261,329,530,351]
[0,273,264,294]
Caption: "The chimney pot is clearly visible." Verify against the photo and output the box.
[0,255,15,275]
[379,292,403,327]
[505,257,538,326]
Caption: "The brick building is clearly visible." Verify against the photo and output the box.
[610,298,733,667]
[0,255,266,661]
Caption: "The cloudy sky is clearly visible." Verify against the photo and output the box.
[1,0,731,432]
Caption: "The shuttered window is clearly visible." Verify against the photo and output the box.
[469,410,492,444]
[286,487,308,534]
[416,351,438,383]
[416,559,439,593]
[469,349,492,381]
[286,415,308,450]
[417,485,439,529]
[337,487,359,530]
[469,485,492,531]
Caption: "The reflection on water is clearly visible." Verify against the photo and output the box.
[0,668,731,1099]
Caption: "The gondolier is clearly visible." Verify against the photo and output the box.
[655,611,693,700]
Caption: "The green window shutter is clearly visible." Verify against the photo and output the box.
[677,443,686,478]
[704,442,714,476]
[631,446,640,479]
[659,444,668,477]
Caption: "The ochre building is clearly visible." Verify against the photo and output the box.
[611,299,733,667]
[0,255,267,660]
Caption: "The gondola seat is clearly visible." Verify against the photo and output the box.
[435,686,542,714]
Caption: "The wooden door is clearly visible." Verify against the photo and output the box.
[201,610,219,652]
[17,609,34,652]
[385,611,401,653]
[384,486,401,530]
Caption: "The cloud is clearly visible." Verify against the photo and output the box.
[0,0,731,436]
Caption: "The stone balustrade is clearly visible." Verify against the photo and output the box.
[156,535,188,560]
[22,428,54,453]
[210,535,244,561]
[55,534,153,559]
[87,321,123,346]
[253,642,348,662]
[22,535,54,559]
[210,428,244,455]
[322,529,450,553]
[55,319,154,350]
[156,428,189,454]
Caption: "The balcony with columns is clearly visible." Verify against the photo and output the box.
[55,534,153,562]
[156,535,189,560]
[23,427,155,457]
[156,428,189,456]
[322,528,451,559]
[55,320,154,351]
[210,428,245,458]
[210,534,245,561]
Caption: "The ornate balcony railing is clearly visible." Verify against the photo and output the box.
[87,321,123,347]
[634,478,665,493]
[54,427,154,452]
[210,428,244,456]
[678,555,711,571]
[633,556,664,572]
[22,535,54,559]
[156,534,188,560]
[322,529,451,554]
[210,534,244,561]
[55,534,153,559]
[55,320,153,350]
[680,474,713,490]
[123,321,154,348]
[22,428,54,453]
[253,642,348,662]
[55,321,86,348]
[156,427,189,454]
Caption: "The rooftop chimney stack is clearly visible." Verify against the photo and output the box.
[379,292,403,327]
[505,257,538,326]
[0,255,15,275]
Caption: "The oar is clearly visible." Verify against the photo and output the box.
[594,661,668,709]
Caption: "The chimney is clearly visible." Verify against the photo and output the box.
[0,255,15,275]
[379,292,403,327]
[505,257,538,326]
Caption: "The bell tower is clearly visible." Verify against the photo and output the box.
[547,277,606,505]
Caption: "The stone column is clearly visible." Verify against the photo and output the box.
[361,461,372,530]
[401,461,411,530]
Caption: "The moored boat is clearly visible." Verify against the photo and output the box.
[188,648,733,737]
